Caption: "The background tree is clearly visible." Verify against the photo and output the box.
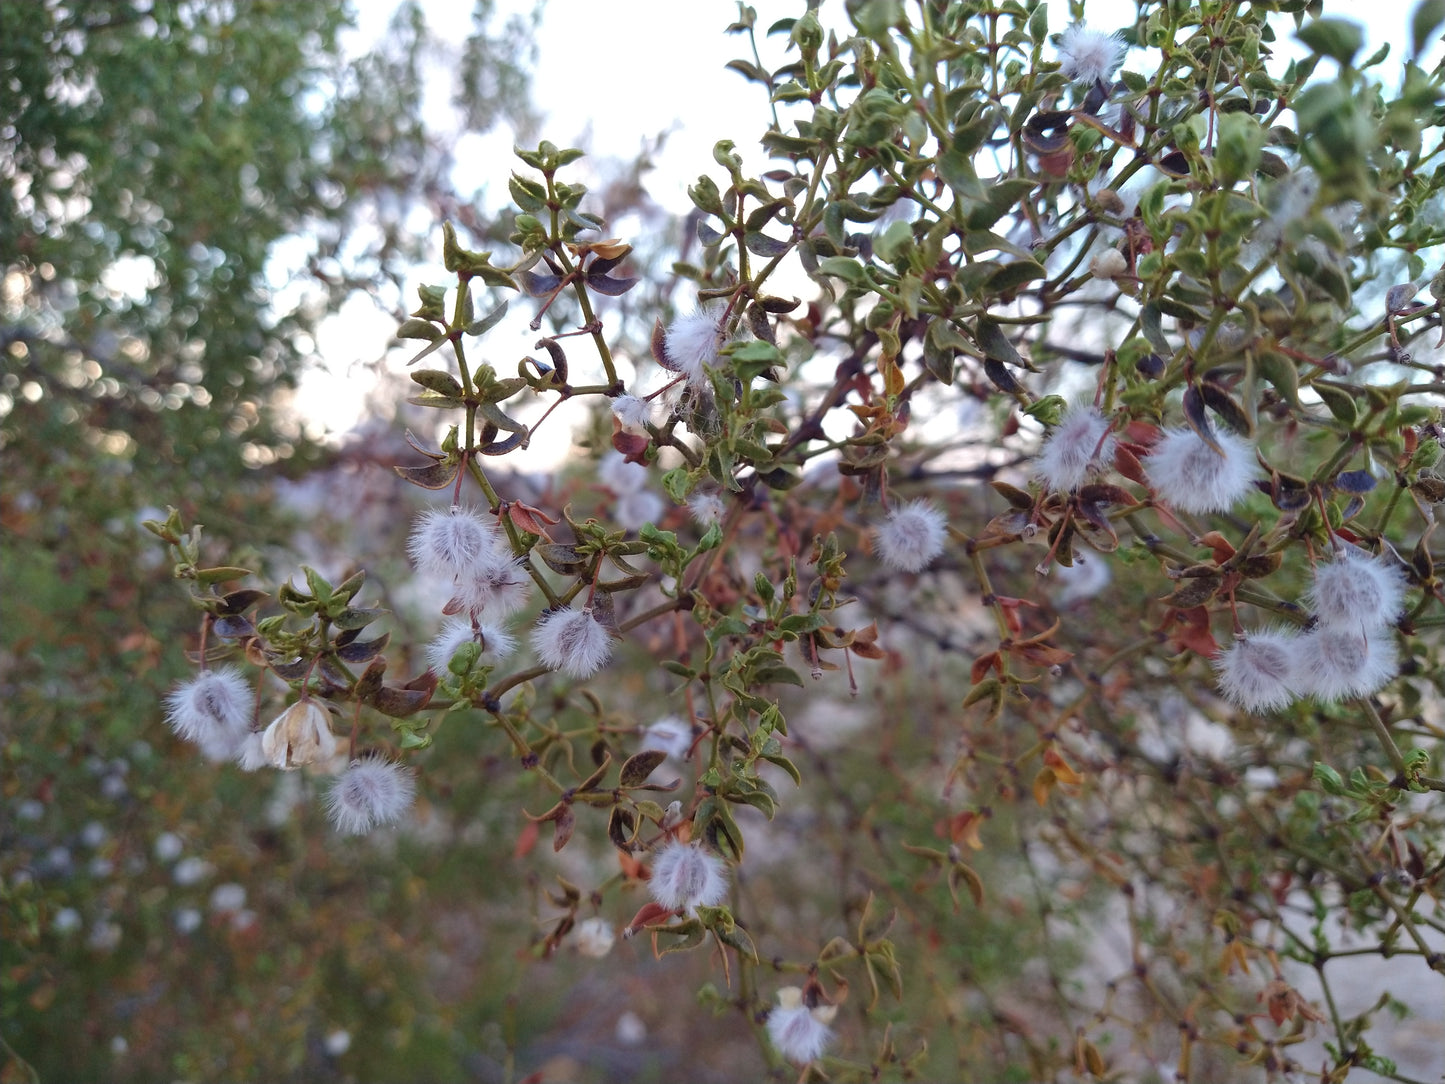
[1,2,543,1080]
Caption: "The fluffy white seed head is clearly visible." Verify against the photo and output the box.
[1035,404,1115,493]
[1305,547,1406,631]
[611,395,653,434]
[1213,628,1301,713]
[1144,428,1259,514]
[450,555,532,618]
[164,668,254,754]
[407,506,504,577]
[234,732,269,772]
[661,302,728,387]
[688,491,726,528]
[425,617,516,672]
[875,499,947,572]
[648,839,729,913]
[260,700,338,770]
[1291,627,1399,702]
[574,916,616,958]
[767,990,835,1065]
[530,607,614,679]
[598,451,650,495]
[326,757,416,835]
[640,715,694,762]
[614,488,665,531]
[1057,22,1125,86]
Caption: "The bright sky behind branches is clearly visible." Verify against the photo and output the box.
[294,0,1438,439]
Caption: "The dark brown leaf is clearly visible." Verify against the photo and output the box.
[620,750,669,788]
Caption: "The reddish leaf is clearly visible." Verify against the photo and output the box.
[507,500,560,537]
[612,429,650,461]
[1166,606,1220,657]
[1113,443,1149,486]
[970,651,1002,684]
[624,901,677,935]
[1196,531,1236,563]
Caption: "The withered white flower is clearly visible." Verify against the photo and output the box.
[1305,547,1406,632]
[530,606,613,678]
[648,839,729,913]
[875,498,947,572]
[1213,628,1301,713]
[1035,404,1115,493]
[260,700,338,770]
[766,987,837,1065]
[326,757,416,835]
[1057,22,1125,86]
[1144,427,1258,514]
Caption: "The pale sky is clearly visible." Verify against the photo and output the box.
[294,0,1437,445]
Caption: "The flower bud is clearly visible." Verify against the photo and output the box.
[1089,249,1129,280]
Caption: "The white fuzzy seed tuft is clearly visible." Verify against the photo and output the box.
[1213,628,1301,713]
[574,916,616,958]
[1305,547,1406,631]
[661,303,728,387]
[648,839,729,912]
[614,488,665,531]
[1035,404,1115,493]
[766,990,835,1065]
[164,668,254,756]
[640,715,695,762]
[1145,428,1258,514]
[326,757,416,835]
[407,506,503,577]
[1057,22,1125,86]
[598,451,650,495]
[611,395,653,434]
[425,617,516,672]
[688,491,726,528]
[875,499,948,572]
[450,555,532,618]
[530,607,614,679]
[1291,627,1399,702]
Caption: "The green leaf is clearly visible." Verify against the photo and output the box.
[988,259,1047,293]
[1296,17,1364,65]
[817,256,868,286]
[1313,762,1346,796]
[1412,0,1445,56]
[973,318,1022,367]
[465,299,509,337]
[1314,381,1358,424]
[397,318,443,342]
